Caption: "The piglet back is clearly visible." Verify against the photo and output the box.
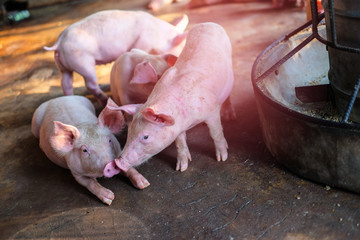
[31,101,50,138]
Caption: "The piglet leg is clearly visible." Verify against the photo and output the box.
[74,175,114,205]
[175,132,192,172]
[221,97,236,121]
[83,74,108,107]
[125,167,150,189]
[55,51,75,96]
[206,111,229,162]
[61,71,74,96]
[76,59,108,107]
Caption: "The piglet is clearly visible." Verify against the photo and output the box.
[31,96,149,205]
[44,10,188,107]
[110,48,177,106]
[104,22,234,181]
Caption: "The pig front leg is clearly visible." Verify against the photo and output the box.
[125,168,151,189]
[73,175,114,205]
[175,132,192,172]
[206,111,229,162]
[104,161,150,189]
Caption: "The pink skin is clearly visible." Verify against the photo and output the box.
[44,10,188,106]
[110,48,177,106]
[105,23,235,181]
[31,96,149,205]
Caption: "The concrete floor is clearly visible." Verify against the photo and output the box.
[1,0,360,239]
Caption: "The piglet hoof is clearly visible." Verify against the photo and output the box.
[126,168,150,189]
[215,141,229,162]
[216,149,228,162]
[99,189,115,206]
[176,151,192,172]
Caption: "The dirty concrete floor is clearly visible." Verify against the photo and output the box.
[1,0,360,239]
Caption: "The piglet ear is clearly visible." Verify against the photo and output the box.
[163,54,178,67]
[173,14,189,33]
[130,61,157,84]
[51,121,80,153]
[142,107,175,126]
[98,98,125,134]
[114,104,143,116]
[172,31,188,47]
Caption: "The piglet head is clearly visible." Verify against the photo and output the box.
[130,54,177,86]
[51,99,125,178]
[110,104,176,173]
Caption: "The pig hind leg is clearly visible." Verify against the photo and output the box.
[61,70,74,95]
[75,60,108,106]
[221,96,236,121]
[54,51,75,96]
[205,110,229,161]
[175,132,192,172]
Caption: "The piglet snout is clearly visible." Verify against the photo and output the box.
[114,157,131,173]
[104,161,121,178]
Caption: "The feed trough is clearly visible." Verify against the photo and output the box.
[251,0,360,193]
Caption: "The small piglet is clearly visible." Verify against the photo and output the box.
[32,96,149,205]
[104,22,234,180]
[44,10,188,106]
[110,48,177,106]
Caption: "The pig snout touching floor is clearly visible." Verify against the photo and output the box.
[44,10,188,107]
[106,22,235,184]
[110,48,177,107]
[31,96,149,205]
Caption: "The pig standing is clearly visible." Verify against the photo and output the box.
[104,22,234,180]
[110,48,177,106]
[31,96,149,205]
[44,10,188,106]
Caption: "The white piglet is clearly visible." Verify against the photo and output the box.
[44,10,188,106]
[104,23,235,181]
[110,48,177,106]
[32,96,149,205]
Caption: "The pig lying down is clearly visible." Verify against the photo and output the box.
[104,22,235,181]
[31,96,149,205]
[44,10,188,106]
[110,48,177,106]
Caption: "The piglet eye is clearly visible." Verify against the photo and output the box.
[143,135,149,140]
[81,146,89,153]
[109,139,112,143]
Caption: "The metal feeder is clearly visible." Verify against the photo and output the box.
[251,0,360,192]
